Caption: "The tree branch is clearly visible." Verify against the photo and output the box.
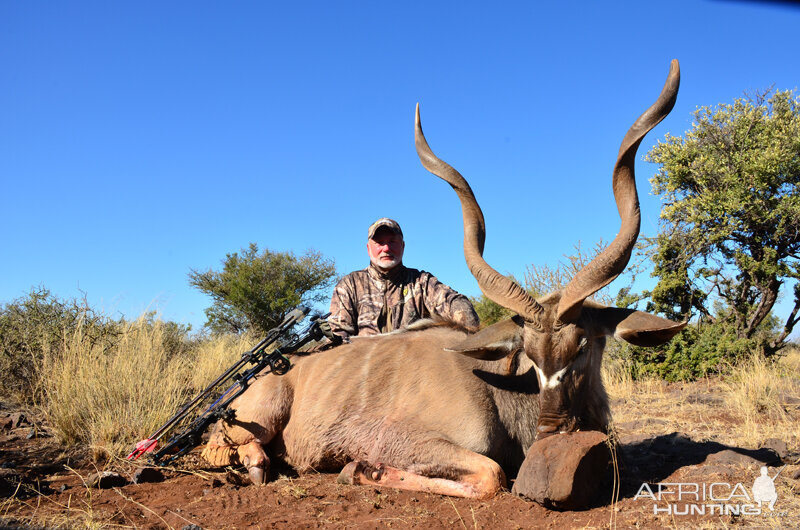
[772,296,800,348]
[745,278,780,339]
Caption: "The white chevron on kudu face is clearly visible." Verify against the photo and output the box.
[532,363,569,390]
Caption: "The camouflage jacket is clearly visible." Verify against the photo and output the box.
[328,264,479,339]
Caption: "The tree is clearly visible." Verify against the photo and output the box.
[644,89,800,354]
[189,244,337,334]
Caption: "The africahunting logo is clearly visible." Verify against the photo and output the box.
[634,465,788,517]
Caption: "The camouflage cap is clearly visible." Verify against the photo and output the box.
[367,218,403,240]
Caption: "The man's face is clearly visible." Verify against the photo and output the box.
[367,228,405,272]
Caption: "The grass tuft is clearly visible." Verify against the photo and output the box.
[39,316,209,461]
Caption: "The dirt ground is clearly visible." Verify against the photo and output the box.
[2,380,799,529]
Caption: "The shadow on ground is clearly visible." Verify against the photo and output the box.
[617,431,783,499]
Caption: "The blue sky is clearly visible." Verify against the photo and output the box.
[2,1,798,334]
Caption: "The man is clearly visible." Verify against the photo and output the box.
[328,218,479,339]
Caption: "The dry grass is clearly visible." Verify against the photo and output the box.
[603,350,667,402]
[35,315,252,463]
[605,343,800,449]
[38,316,194,461]
[721,346,800,450]
[187,331,254,391]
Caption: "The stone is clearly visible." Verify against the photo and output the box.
[87,471,128,489]
[132,467,164,484]
[781,394,800,406]
[761,438,788,460]
[224,469,249,486]
[7,413,27,429]
[698,465,733,477]
[791,468,800,481]
[511,431,611,510]
[705,449,779,467]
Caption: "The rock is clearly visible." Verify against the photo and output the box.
[791,468,800,481]
[5,413,28,429]
[132,467,164,484]
[781,394,800,406]
[86,471,128,489]
[30,463,63,475]
[512,431,611,510]
[615,418,668,431]
[685,394,723,405]
[182,525,203,530]
[761,438,788,460]
[698,465,733,477]
[11,413,28,428]
[224,469,249,486]
[704,449,780,467]
[617,433,651,445]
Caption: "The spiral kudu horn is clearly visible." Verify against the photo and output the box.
[415,105,545,325]
[556,60,680,324]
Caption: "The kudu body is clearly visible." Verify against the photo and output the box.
[202,60,686,499]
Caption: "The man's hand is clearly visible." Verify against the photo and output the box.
[317,319,343,345]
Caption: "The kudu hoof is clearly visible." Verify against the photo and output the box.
[241,454,267,486]
[337,461,385,485]
[337,461,360,485]
[248,466,266,486]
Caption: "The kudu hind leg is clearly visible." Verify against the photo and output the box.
[337,443,506,499]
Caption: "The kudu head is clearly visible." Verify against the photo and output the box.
[415,60,686,439]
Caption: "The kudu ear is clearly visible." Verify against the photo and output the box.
[593,307,687,347]
[444,316,525,360]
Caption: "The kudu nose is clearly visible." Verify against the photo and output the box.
[535,423,562,440]
[535,410,571,440]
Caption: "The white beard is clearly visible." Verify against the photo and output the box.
[370,254,402,272]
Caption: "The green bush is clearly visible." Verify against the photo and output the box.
[0,287,191,403]
[469,293,516,327]
[610,313,782,382]
[0,288,116,401]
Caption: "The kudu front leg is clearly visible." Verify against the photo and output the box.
[202,427,272,485]
[201,375,292,485]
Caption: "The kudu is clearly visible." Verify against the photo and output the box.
[202,60,686,499]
